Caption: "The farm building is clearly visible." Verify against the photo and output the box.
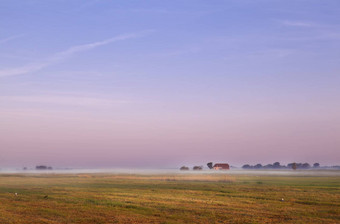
[213,163,229,170]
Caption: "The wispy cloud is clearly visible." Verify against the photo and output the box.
[0,34,24,44]
[152,47,201,57]
[0,31,153,77]
[281,20,315,27]
[112,8,217,16]
[77,0,101,11]
[0,95,129,107]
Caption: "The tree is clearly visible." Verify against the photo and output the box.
[296,163,303,169]
[254,164,262,169]
[193,166,203,171]
[180,166,189,171]
[36,165,50,170]
[292,163,297,170]
[313,163,320,168]
[302,163,311,169]
[273,162,281,168]
[242,164,251,169]
[264,164,274,169]
[207,162,213,169]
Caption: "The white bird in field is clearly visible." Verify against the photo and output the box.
[281,198,284,201]
[15,193,18,196]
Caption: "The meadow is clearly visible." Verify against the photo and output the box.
[0,171,339,223]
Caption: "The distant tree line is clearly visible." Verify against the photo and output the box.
[35,165,53,170]
[180,162,230,171]
[242,162,321,170]
[180,162,340,171]
[180,166,203,171]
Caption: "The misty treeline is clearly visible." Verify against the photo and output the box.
[180,162,230,171]
[35,165,53,170]
[181,162,339,171]
[180,166,203,171]
[242,162,320,170]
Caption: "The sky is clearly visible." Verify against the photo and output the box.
[1,0,340,168]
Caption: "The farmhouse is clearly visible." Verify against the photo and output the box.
[213,163,229,170]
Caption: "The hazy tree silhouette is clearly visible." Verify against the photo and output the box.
[207,162,213,169]
[180,166,189,171]
[193,166,203,171]
[302,163,311,169]
[273,162,281,168]
[313,163,320,168]
[292,163,297,170]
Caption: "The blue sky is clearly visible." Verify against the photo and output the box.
[1,0,340,168]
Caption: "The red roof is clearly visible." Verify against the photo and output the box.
[213,163,229,169]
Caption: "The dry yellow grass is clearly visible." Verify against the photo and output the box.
[93,173,236,182]
[0,173,339,223]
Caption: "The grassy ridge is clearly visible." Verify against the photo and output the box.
[0,173,339,223]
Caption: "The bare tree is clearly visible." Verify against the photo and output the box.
[180,166,189,171]
[193,166,203,171]
[292,163,297,170]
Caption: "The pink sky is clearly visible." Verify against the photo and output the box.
[1,1,340,168]
[1,95,339,168]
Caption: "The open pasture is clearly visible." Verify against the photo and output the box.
[0,172,339,223]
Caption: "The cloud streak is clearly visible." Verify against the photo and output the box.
[0,31,152,77]
[0,95,129,107]
[281,20,315,27]
[0,34,24,44]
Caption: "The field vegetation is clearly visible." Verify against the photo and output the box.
[0,172,339,223]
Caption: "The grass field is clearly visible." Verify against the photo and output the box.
[0,172,339,223]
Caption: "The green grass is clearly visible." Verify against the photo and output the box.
[0,173,339,223]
